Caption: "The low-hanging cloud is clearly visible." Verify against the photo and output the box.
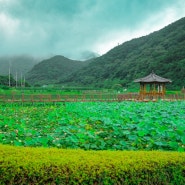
[0,0,185,59]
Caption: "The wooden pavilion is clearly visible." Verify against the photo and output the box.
[134,72,172,99]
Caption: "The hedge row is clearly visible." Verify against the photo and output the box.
[0,144,185,185]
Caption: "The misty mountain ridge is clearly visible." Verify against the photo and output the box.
[26,55,88,85]
[0,50,99,78]
[59,17,185,89]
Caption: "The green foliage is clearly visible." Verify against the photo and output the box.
[0,75,30,87]
[0,101,184,151]
[0,75,16,87]
[0,144,185,184]
[0,85,10,90]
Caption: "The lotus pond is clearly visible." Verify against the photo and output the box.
[0,101,185,151]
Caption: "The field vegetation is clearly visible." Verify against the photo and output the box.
[0,101,184,151]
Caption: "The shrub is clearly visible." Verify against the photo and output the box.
[0,144,185,184]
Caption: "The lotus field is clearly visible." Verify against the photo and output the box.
[0,101,185,151]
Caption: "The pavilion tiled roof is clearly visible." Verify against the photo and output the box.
[134,72,172,83]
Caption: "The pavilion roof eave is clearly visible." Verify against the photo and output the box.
[134,80,172,83]
[134,72,172,83]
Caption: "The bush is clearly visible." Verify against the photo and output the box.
[0,85,10,90]
[0,144,185,184]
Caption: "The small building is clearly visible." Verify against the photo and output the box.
[134,72,172,99]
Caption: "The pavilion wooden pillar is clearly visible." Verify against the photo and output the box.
[153,83,156,95]
[139,83,145,99]
[157,84,160,93]
[140,83,142,93]
[140,83,144,94]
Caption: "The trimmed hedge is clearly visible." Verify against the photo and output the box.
[0,145,185,185]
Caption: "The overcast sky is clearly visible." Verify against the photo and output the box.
[1,0,185,60]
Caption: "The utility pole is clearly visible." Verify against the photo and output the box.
[15,71,18,88]
[21,72,22,87]
[24,76,25,87]
[8,65,11,87]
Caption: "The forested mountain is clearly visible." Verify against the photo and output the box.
[61,17,185,90]
[0,55,39,78]
[26,55,87,85]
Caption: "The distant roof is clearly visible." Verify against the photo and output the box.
[134,72,172,83]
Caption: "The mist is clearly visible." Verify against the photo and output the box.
[0,0,185,60]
